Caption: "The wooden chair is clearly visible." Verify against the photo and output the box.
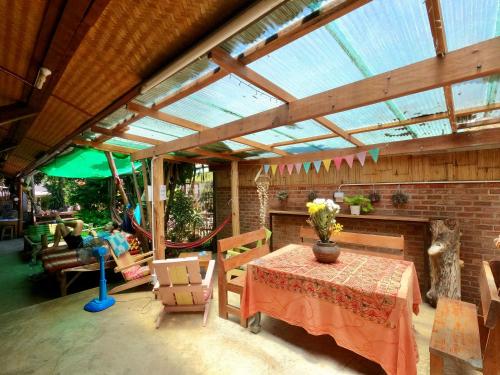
[299,226,405,260]
[429,259,500,374]
[217,228,270,327]
[107,234,154,294]
[153,257,215,328]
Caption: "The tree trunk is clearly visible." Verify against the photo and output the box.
[426,219,461,306]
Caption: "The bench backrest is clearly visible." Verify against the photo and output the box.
[480,260,500,329]
[299,226,404,257]
[217,228,270,272]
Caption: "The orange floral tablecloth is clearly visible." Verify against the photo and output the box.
[241,244,422,375]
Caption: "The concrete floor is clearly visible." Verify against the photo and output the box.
[0,280,440,375]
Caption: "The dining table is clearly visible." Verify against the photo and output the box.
[241,244,422,375]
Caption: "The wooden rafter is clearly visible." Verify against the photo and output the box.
[132,38,500,160]
[0,104,38,126]
[92,125,241,161]
[455,103,500,117]
[425,0,458,133]
[457,116,500,130]
[126,101,289,156]
[240,127,500,165]
[210,47,364,146]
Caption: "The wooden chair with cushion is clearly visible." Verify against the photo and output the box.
[153,257,215,328]
[217,228,270,327]
[107,233,154,294]
[299,226,405,260]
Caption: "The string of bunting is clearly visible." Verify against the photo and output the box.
[263,148,380,176]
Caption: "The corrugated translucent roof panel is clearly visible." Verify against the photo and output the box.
[99,107,134,129]
[160,74,283,127]
[125,127,176,143]
[131,116,197,138]
[354,119,451,144]
[277,136,353,154]
[441,0,499,52]
[325,88,447,131]
[451,77,492,110]
[133,56,218,106]
[243,120,332,144]
[249,0,435,99]
[105,138,152,150]
[242,151,282,160]
[222,140,248,151]
[221,0,332,56]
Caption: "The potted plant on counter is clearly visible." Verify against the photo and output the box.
[306,198,343,263]
[344,195,373,215]
[276,190,288,210]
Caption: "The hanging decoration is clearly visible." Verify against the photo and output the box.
[313,160,322,173]
[255,168,270,227]
[262,148,380,176]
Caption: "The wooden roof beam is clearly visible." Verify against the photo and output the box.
[131,38,500,160]
[455,103,500,117]
[210,47,364,146]
[0,104,38,126]
[457,116,500,129]
[240,127,500,165]
[126,101,289,156]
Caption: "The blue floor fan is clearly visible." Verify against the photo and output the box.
[83,246,115,312]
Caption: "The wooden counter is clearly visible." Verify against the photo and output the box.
[269,210,430,223]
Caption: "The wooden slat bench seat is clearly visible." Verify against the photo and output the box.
[430,298,483,374]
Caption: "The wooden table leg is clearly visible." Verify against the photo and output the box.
[430,352,443,375]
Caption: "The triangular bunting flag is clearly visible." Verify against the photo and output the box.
[345,154,354,168]
[333,157,343,170]
[294,163,302,174]
[286,164,294,175]
[356,151,367,166]
[270,164,278,175]
[322,159,331,171]
[368,148,380,163]
[313,160,322,173]
[278,164,286,175]
[263,165,270,174]
[303,161,311,174]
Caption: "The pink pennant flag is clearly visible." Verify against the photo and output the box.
[294,163,302,174]
[322,159,331,171]
[278,164,286,175]
[286,164,294,175]
[345,154,354,168]
[333,157,343,170]
[356,151,367,166]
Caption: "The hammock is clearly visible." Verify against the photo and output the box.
[128,211,231,250]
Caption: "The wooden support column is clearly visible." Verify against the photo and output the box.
[230,161,240,236]
[105,152,129,206]
[141,161,151,229]
[130,162,146,228]
[17,179,23,237]
[152,157,165,259]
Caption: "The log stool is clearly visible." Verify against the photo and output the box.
[1,225,15,240]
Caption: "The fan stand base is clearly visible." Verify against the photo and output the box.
[84,297,115,312]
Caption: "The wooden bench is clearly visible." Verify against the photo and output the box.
[299,226,405,260]
[430,259,500,374]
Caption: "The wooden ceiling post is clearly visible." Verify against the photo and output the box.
[152,157,165,259]
[105,151,129,207]
[231,161,240,236]
[141,161,152,230]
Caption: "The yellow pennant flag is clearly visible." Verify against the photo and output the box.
[322,159,331,171]
[270,164,278,175]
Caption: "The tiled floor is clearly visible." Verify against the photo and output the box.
[0,280,440,375]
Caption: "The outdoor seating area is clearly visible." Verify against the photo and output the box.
[0,0,500,374]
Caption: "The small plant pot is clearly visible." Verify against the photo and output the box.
[278,199,288,210]
[334,191,344,203]
[350,205,361,215]
[312,241,340,263]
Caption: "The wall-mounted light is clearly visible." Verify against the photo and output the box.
[34,67,52,89]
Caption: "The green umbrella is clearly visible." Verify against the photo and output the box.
[40,147,140,178]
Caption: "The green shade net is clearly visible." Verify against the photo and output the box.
[40,148,140,178]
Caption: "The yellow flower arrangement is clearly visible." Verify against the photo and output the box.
[306,198,342,243]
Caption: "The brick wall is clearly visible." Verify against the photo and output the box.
[216,177,500,306]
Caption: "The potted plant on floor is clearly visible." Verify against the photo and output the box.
[344,195,373,215]
[306,198,343,263]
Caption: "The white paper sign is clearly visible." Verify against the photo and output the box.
[160,185,167,201]
[147,186,153,201]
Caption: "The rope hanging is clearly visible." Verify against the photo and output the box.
[128,211,231,250]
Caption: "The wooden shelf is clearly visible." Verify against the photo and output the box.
[269,210,430,223]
